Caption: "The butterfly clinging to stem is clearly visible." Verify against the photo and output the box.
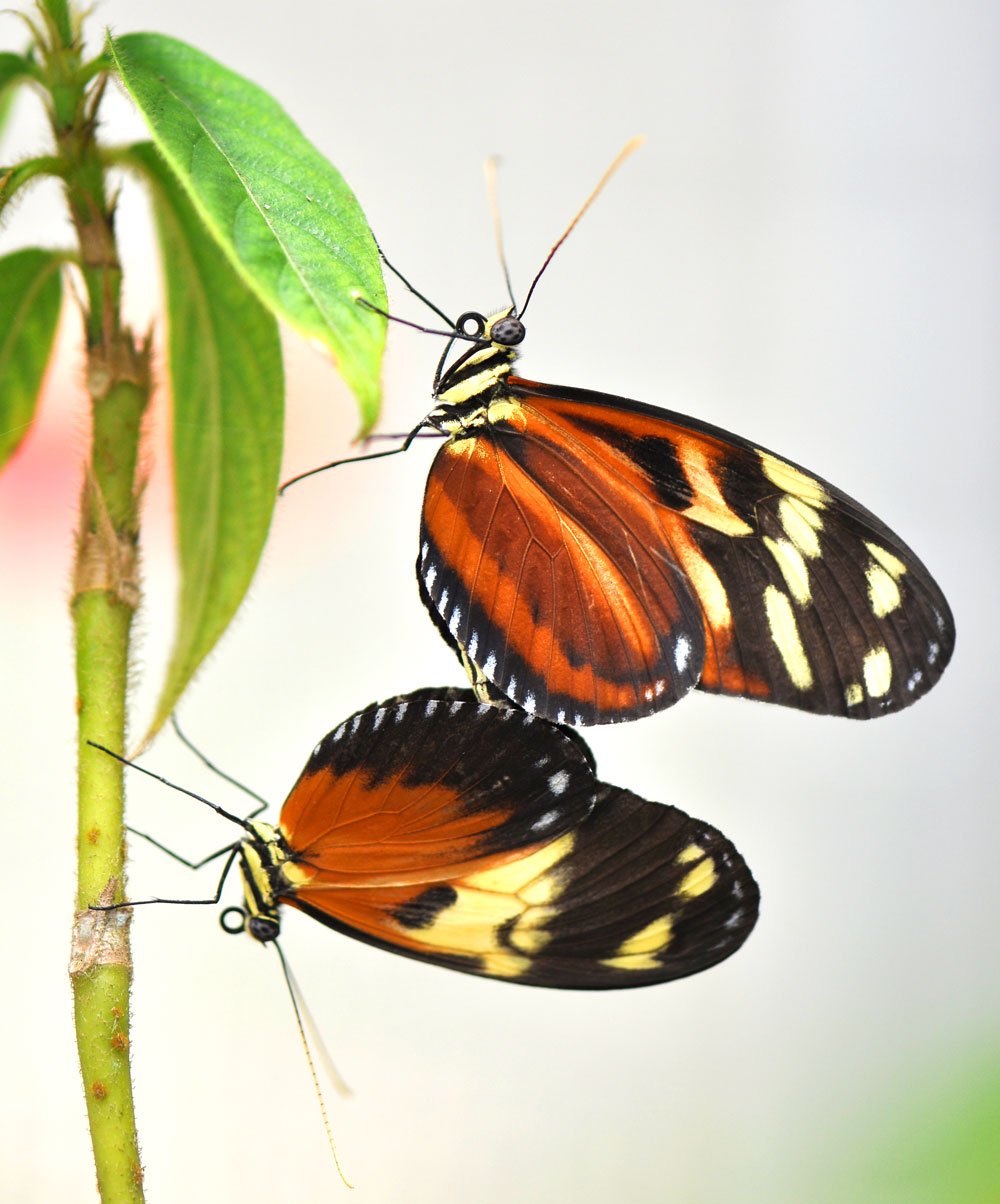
[93,689,758,989]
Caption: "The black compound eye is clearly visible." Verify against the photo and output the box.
[455,311,487,339]
[490,316,525,346]
[247,915,281,943]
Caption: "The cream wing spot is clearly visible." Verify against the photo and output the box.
[465,834,574,897]
[758,451,830,506]
[764,585,814,690]
[479,951,532,978]
[407,835,574,977]
[763,536,812,605]
[865,542,907,579]
[678,858,718,898]
[600,915,674,971]
[778,497,823,559]
[677,445,754,535]
[507,924,552,955]
[866,564,902,617]
[863,645,892,698]
[845,682,864,707]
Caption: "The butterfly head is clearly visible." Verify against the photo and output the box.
[433,309,524,410]
[232,820,301,944]
[484,311,525,347]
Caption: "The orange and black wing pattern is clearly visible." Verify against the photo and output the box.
[277,690,758,988]
[419,379,954,725]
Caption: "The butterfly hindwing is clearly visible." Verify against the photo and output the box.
[419,377,954,723]
[279,690,758,987]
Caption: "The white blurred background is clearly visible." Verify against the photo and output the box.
[1,2,997,1200]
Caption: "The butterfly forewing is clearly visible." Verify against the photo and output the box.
[278,689,598,887]
[419,376,954,723]
[420,415,706,725]
[279,690,758,988]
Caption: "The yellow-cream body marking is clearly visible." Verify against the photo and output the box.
[486,397,525,429]
[436,349,515,410]
[863,645,892,698]
[764,585,814,690]
[239,842,272,901]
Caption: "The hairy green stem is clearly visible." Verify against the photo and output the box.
[36,3,151,1199]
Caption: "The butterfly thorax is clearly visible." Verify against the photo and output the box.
[237,820,301,943]
[431,341,519,428]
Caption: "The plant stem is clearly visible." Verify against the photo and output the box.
[38,4,151,1199]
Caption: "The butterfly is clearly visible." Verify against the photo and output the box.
[414,322,955,725]
[287,144,954,728]
[109,689,758,989]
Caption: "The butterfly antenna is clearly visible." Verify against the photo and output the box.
[354,294,472,342]
[86,741,252,831]
[274,941,354,1189]
[484,155,518,313]
[519,135,646,320]
[372,236,456,329]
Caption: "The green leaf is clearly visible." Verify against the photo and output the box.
[0,155,66,216]
[109,32,386,431]
[0,51,33,93]
[125,142,284,743]
[0,247,63,470]
[40,1,73,44]
[0,52,35,145]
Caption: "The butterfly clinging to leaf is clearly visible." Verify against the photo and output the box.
[289,140,955,726]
